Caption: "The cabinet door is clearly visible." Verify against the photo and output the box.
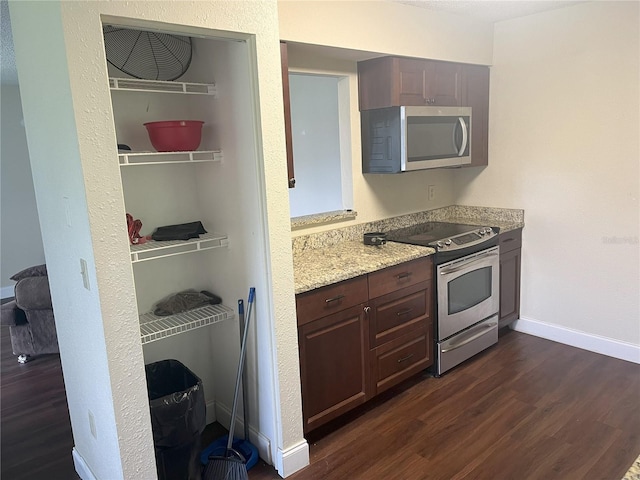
[499,248,521,328]
[280,42,295,188]
[397,57,429,106]
[298,304,369,432]
[425,60,463,106]
[463,64,490,167]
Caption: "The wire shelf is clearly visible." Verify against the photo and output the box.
[139,303,234,344]
[109,77,216,95]
[130,232,228,263]
[119,150,223,166]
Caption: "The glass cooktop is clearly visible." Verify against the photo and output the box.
[385,222,482,247]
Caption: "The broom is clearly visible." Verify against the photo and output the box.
[203,288,255,480]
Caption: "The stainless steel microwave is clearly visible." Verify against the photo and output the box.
[361,106,472,173]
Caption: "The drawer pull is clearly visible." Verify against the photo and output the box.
[502,238,515,243]
[396,308,413,317]
[325,294,345,304]
[396,272,412,279]
[397,353,414,363]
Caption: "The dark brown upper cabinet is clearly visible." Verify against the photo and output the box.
[358,56,463,110]
[462,64,490,167]
[280,41,296,188]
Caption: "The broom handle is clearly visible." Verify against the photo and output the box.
[227,288,255,452]
[240,301,250,442]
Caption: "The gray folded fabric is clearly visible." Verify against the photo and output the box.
[153,290,221,316]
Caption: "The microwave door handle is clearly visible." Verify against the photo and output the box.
[457,117,468,156]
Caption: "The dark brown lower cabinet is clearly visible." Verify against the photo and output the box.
[296,257,434,433]
[499,229,522,328]
[297,304,369,433]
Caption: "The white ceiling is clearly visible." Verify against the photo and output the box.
[0,0,584,85]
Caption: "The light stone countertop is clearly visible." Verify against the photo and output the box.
[293,240,435,294]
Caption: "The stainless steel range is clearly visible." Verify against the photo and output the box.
[386,222,500,375]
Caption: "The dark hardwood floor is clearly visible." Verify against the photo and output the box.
[250,329,640,480]
[1,325,78,479]
[2,327,638,479]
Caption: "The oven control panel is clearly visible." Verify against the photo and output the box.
[434,227,498,251]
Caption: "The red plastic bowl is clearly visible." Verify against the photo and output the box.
[143,120,204,152]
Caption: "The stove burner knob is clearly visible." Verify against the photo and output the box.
[444,239,452,246]
[478,229,486,236]
[436,241,444,248]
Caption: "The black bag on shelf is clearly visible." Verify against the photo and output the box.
[151,221,207,241]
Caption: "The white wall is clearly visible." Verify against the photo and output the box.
[455,2,640,351]
[0,83,45,297]
[278,0,493,65]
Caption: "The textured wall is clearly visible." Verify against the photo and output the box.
[455,1,640,344]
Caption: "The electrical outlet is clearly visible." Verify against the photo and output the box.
[88,410,97,439]
[428,185,436,201]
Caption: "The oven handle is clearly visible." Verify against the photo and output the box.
[440,321,497,353]
[439,252,499,276]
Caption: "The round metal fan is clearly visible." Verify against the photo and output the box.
[103,26,192,81]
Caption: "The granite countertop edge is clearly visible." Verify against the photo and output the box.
[294,241,435,294]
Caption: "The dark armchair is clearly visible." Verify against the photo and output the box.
[1,265,59,363]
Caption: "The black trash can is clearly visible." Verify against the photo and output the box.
[145,359,206,480]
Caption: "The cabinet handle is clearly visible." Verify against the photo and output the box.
[325,294,345,304]
[364,306,371,314]
[396,272,412,279]
[397,353,414,363]
[396,308,413,317]
[502,238,514,243]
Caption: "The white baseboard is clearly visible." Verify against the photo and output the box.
[1,285,14,300]
[275,441,309,478]
[72,448,97,480]
[214,401,273,466]
[513,317,640,364]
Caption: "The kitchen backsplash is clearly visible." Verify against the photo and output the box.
[291,205,525,254]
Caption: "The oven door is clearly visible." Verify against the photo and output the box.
[437,246,499,341]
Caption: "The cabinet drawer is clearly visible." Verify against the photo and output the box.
[499,228,522,254]
[371,327,433,395]
[368,257,432,299]
[296,275,368,326]
[369,281,431,348]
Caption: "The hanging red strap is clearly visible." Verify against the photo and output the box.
[127,213,150,245]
